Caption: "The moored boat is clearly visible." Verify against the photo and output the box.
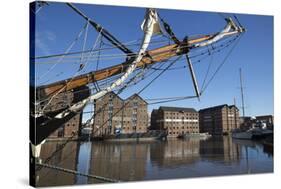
[177,132,211,140]
[232,126,273,140]
[232,129,253,139]
[92,130,168,142]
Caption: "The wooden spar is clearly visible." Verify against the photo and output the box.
[37,30,242,99]
[37,43,179,98]
[185,54,200,101]
[66,3,133,55]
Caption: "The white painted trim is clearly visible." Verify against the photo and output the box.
[157,119,198,123]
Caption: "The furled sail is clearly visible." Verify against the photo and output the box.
[193,17,244,48]
[55,9,160,119]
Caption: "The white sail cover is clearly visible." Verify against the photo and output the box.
[193,17,241,48]
[141,9,162,35]
[55,9,160,119]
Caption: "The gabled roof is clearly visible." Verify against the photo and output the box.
[256,115,273,118]
[229,105,239,109]
[151,109,159,114]
[125,93,148,104]
[99,91,123,102]
[199,104,238,112]
[159,106,197,113]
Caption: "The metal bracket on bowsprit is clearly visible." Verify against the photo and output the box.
[180,36,190,54]
[162,19,181,45]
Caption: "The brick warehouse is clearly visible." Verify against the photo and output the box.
[41,86,90,139]
[199,104,240,135]
[150,106,199,137]
[93,92,148,136]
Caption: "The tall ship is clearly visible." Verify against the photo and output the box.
[30,2,245,150]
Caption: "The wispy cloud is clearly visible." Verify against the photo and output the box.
[45,31,56,41]
[35,30,57,55]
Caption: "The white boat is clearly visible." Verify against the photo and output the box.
[232,129,253,139]
[232,126,273,140]
[178,132,211,140]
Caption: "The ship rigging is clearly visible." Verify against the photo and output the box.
[30,2,245,146]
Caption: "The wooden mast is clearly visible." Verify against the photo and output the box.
[37,31,239,99]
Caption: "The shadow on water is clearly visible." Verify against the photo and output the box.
[36,136,273,187]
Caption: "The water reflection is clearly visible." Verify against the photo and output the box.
[150,139,200,168]
[199,136,241,164]
[37,141,80,186]
[36,136,273,187]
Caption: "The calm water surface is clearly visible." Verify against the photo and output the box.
[36,136,273,187]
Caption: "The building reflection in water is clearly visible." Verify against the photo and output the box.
[199,136,241,164]
[150,139,200,168]
[36,141,80,187]
[88,142,149,183]
[36,136,273,187]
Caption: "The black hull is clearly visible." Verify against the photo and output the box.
[30,85,90,146]
[30,111,78,145]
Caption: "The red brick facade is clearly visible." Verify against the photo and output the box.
[93,92,148,136]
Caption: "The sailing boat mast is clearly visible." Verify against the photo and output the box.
[234,97,238,129]
[66,3,133,55]
[239,68,245,117]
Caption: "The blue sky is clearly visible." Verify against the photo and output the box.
[33,2,273,119]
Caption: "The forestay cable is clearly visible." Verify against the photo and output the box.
[53,9,161,120]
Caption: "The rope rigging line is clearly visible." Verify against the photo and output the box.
[82,68,152,136]
[35,35,238,106]
[33,7,246,181]
[34,35,238,66]
[32,10,243,149]
[39,29,103,114]
[33,73,122,105]
[34,40,169,64]
[34,29,238,64]
[36,162,120,183]
[37,21,89,83]
[35,39,245,180]
[91,35,104,91]
[35,58,166,106]
[151,65,187,71]
[31,1,49,15]
[36,67,136,164]
[47,9,161,121]
[32,35,168,60]
[36,34,238,112]
[90,56,183,136]
[60,60,165,136]
[148,96,198,105]
[66,2,134,55]
[157,12,180,44]
[35,63,150,106]
[233,14,243,28]
[35,64,130,169]
[200,33,244,94]
[42,20,92,84]
[201,45,214,90]
[78,19,90,71]
[36,9,160,153]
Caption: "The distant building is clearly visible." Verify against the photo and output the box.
[50,114,82,138]
[150,109,159,130]
[46,86,90,139]
[150,106,199,137]
[147,112,151,130]
[255,115,274,130]
[93,92,148,136]
[199,104,239,135]
[239,116,254,130]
